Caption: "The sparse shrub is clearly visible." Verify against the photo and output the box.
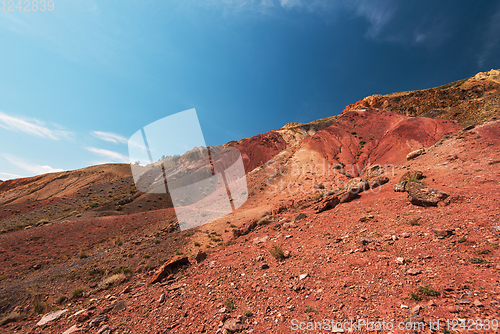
[359,140,366,146]
[142,254,150,259]
[194,241,201,247]
[33,300,46,314]
[224,297,236,311]
[71,288,84,298]
[407,177,422,183]
[270,245,285,261]
[351,131,357,135]
[56,295,67,305]
[408,217,421,226]
[79,250,88,259]
[457,237,467,243]
[410,292,423,301]
[229,223,236,228]
[97,273,126,290]
[313,192,324,201]
[257,216,271,226]
[243,310,253,317]
[476,249,490,255]
[469,257,487,264]
[175,250,183,255]
[112,266,131,275]
[304,305,318,314]
[418,284,440,297]
[115,236,123,246]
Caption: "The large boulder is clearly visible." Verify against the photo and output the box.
[406,148,425,160]
[405,182,449,206]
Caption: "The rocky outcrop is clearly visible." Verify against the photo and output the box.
[150,255,190,284]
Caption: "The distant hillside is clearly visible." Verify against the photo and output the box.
[343,69,500,126]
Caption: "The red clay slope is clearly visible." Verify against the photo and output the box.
[301,108,462,172]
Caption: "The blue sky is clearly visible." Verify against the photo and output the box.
[1,0,500,179]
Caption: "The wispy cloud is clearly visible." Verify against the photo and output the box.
[91,131,128,144]
[3,154,64,175]
[0,171,23,179]
[86,147,129,162]
[477,3,500,68]
[351,0,395,39]
[0,111,73,140]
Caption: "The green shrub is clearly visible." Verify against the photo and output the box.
[469,257,487,264]
[224,297,236,311]
[56,295,67,305]
[270,245,285,261]
[72,288,84,298]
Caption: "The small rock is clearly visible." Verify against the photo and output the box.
[261,263,269,270]
[158,294,165,303]
[434,229,454,239]
[394,181,407,192]
[411,305,422,315]
[458,298,471,305]
[97,325,111,334]
[359,237,373,245]
[219,307,227,313]
[299,274,308,280]
[62,325,82,334]
[474,299,484,307]
[395,257,405,265]
[293,213,307,222]
[283,250,291,258]
[427,300,436,306]
[447,306,458,313]
[252,236,269,244]
[407,268,422,276]
[401,232,411,238]
[121,285,132,294]
[224,318,245,333]
[37,309,68,326]
[359,214,374,222]
[400,304,409,309]
[89,315,107,328]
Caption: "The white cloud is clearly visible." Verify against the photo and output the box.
[86,147,129,162]
[0,111,72,140]
[91,131,128,144]
[3,154,64,175]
